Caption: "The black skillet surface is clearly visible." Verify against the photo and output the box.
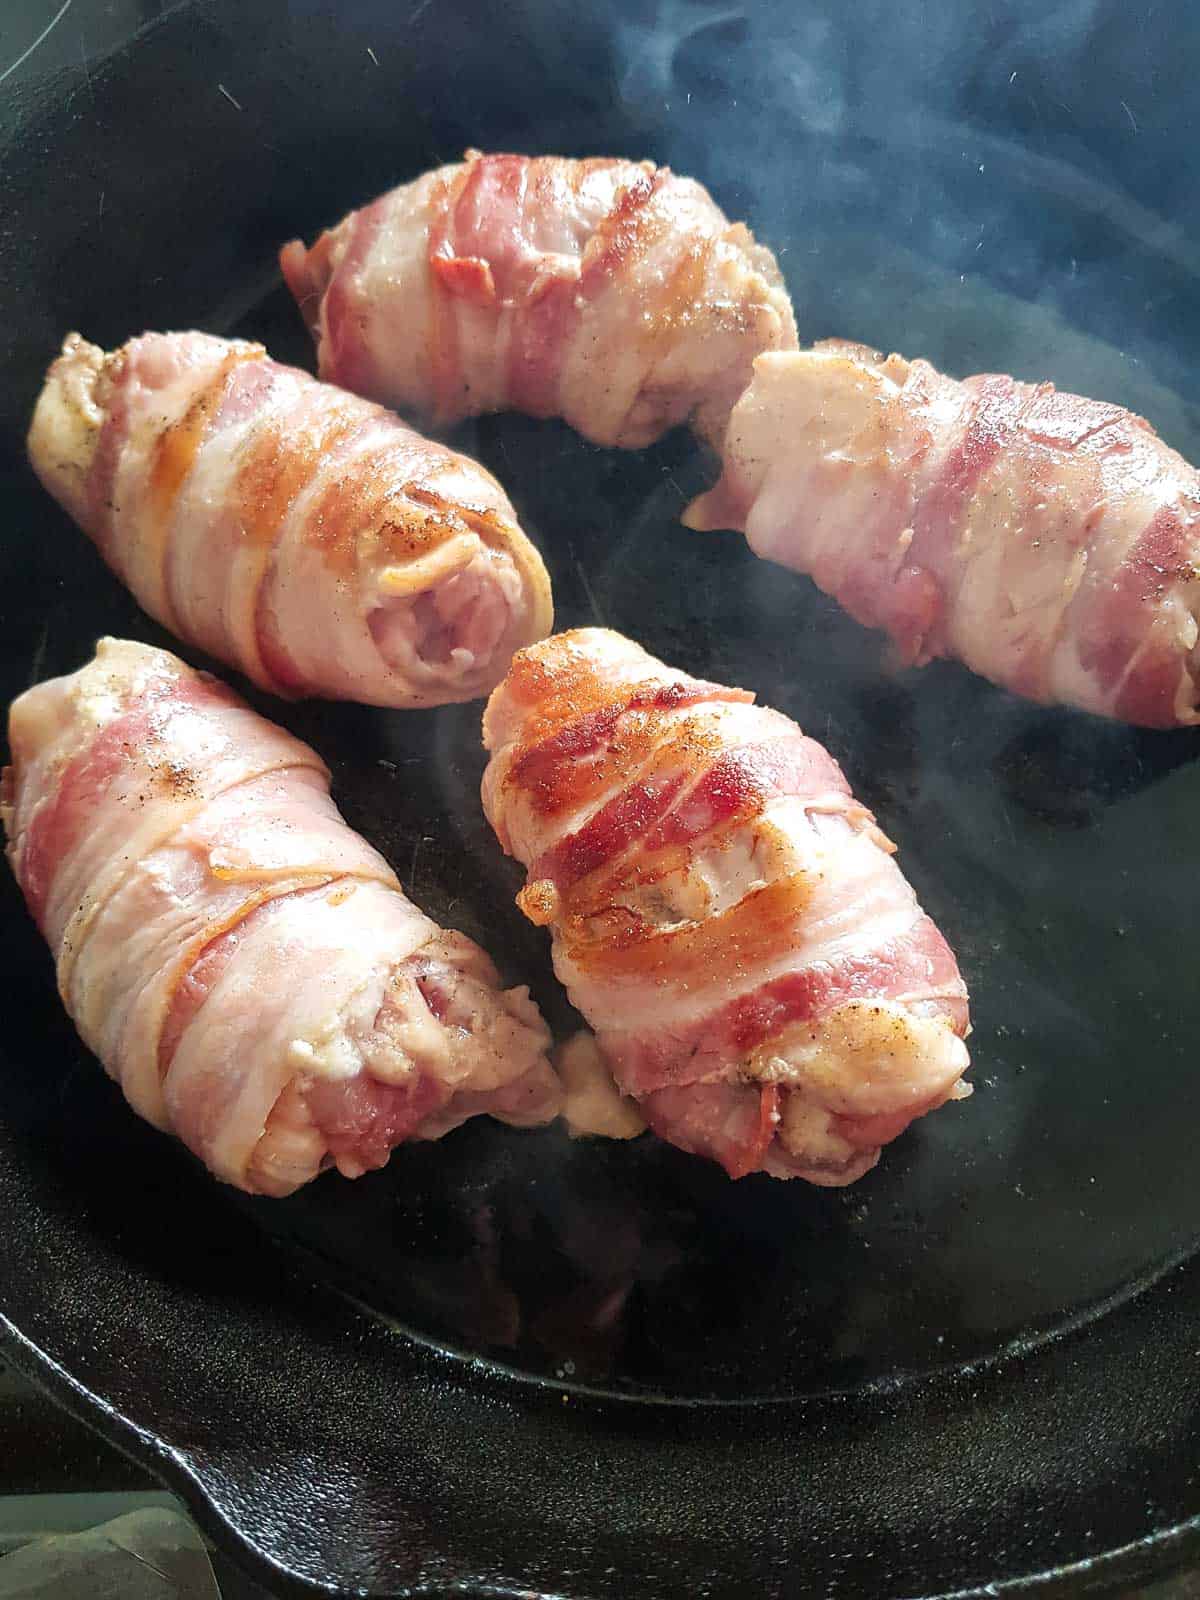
[3,0,1200,1594]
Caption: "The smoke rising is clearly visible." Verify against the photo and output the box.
[607,0,1200,452]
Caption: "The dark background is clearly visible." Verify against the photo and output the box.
[3,1,1200,1596]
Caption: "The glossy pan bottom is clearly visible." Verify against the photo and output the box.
[1,1,1198,1594]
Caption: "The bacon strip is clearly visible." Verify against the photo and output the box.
[27,331,552,708]
[279,150,798,449]
[3,639,559,1196]
[685,341,1200,728]
[482,629,971,1185]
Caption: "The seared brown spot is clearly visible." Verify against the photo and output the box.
[508,692,737,823]
[499,638,602,744]
[516,878,558,926]
[299,439,470,577]
[558,808,761,931]
[142,755,201,799]
[234,401,363,547]
[148,349,262,527]
[404,482,518,558]
[579,168,669,292]
[656,237,711,333]
[564,873,815,984]
[501,637,753,804]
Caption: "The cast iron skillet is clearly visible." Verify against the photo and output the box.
[3,1,1200,1594]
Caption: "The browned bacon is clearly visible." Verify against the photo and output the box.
[687,342,1200,727]
[482,629,970,1184]
[28,332,552,707]
[280,150,797,449]
[3,639,558,1195]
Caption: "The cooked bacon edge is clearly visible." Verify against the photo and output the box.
[280,150,797,449]
[3,638,558,1195]
[28,330,552,708]
[482,628,970,1184]
[686,341,1200,727]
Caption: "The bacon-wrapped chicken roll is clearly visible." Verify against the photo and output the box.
[3,638,559,1196]
[686,341,1200,728]
[482,629,970,1185]
[28,331,552,707]
[280,150,797,450]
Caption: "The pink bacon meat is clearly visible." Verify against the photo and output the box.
[27,331,552,707]
[482,628,970,1185]
[686,340,1200,728]
[2,638,559,1196]
[280,149,797,450]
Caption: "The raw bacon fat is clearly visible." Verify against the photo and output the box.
[2,639,558,1196]
[28,331,552,707]
[482,629,970,1185]
[280,150,797,450]
[686,342,1200,728]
